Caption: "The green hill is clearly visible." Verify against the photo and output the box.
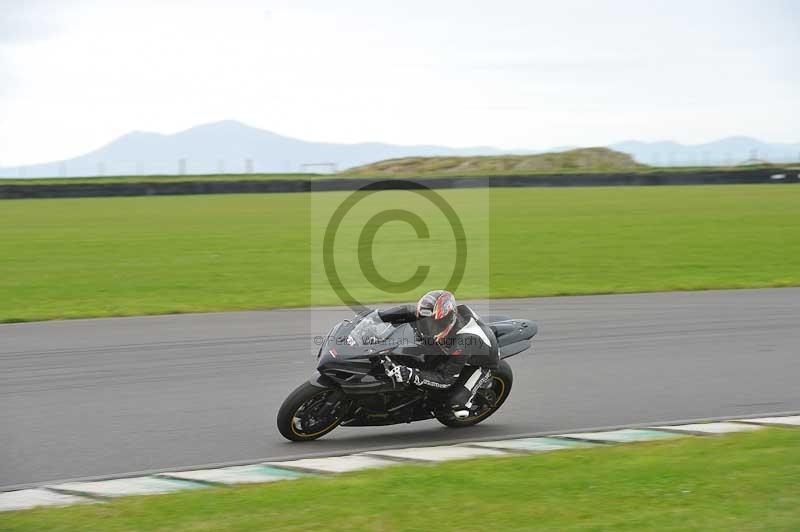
[342,147,646,176]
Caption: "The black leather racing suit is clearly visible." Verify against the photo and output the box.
[378,304,499,408]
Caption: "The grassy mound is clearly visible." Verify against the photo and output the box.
[342,147,645,176]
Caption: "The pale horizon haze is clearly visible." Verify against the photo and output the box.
[0,0,798,166]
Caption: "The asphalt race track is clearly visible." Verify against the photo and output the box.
[2,288,799,489]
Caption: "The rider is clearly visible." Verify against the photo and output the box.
[377,290,499,419]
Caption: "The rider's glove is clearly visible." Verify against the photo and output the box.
[386,365,419,385]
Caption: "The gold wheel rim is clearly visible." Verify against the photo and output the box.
[469,376,506,421]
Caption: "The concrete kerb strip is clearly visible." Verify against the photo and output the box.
[0,489,96,512]
[158,464,309,485]
[734,415,800,427]
[464,436,600,452]
[649,421,765,436]
[47,476,208,499]
[554,428,688,444]
[264,454,404,474]
[2,413,798,513]
[362,444,509,463]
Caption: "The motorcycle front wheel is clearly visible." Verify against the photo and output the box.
[435,360,513,428]
[277,382,345,441]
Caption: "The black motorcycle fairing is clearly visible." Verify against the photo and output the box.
[340,388,439,426]
[308,370,337,389]
[491,319,537,359]
[308,310,536,428]
[316,312,420,385]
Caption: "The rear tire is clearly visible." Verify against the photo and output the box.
[435,360,513,428]
[277,382,344,442]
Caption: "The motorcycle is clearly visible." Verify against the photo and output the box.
[277,309,537,441]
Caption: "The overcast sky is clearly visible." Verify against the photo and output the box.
[0,0,798,165]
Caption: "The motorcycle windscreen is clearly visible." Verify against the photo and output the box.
[348,310,398,346]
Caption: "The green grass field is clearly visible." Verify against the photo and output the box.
[1,185,798,322]
[2,428,798,531]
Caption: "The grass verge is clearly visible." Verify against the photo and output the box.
[0,173,321,185]
[1,164,792,186]
[2,428,798,531]
[1,185,798,322]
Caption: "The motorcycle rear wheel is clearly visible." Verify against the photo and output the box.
[277,382,344,442]
[435,360,513,428]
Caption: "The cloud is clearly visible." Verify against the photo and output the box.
[0,0,64,45]
[0,0,798,166]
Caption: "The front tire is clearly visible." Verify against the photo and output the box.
[277,382,344,442]
[435,360,513,428]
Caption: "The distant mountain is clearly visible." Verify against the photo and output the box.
[1,121,797,178]
[0,120,516,178]
[610,137,800,166]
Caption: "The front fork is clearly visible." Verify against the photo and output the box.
[316,389,344,419]
[465,369,493,408]
[306,371,346,418]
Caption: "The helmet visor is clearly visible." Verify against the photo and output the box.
[416,314,455,343]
